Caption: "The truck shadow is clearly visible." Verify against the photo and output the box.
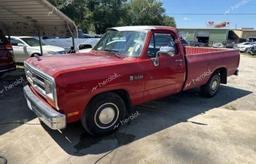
[44,85,252,156]
[0,68,36,135]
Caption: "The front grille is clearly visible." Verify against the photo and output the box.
[25,64,47,97]
[24,62,59,110]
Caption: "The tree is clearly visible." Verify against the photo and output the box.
[122,0,176,27]
[88,0,127,34]
[163,16,176,27]
[48,0,176,33]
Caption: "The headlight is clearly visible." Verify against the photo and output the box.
[44,80,55,101]
[44,79,59,110]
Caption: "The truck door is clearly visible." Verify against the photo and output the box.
[143,32,186,100]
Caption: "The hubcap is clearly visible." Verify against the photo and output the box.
[94,103,119,129]
[211,80,218,90]
[99,107,115,124]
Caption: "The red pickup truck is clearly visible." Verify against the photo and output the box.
[23,26,240,135]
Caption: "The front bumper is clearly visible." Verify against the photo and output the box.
[23,85,66,130]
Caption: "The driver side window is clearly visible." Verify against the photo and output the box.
[148,33,177,57]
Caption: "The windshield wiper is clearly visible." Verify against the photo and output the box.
[104,49,122,58]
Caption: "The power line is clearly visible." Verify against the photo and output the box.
[169,13,256,15]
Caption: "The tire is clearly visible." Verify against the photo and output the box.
[245,48,250,53]
[81,92,126,135]
[200,72,221,98]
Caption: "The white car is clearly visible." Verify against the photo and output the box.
[10,36,66,62]
[43,37,100,52]
[212,42,224,48]
[78,48,92,53]
[235,42,256,52]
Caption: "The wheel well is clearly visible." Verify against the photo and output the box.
[213,67,227,84]
[31,53,41,57]
[89,89,132,112]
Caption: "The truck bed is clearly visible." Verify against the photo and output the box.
[185,46,233,56]
[183,47,240,90]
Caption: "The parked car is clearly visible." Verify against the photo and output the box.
[43,37,100,52]
[248,45,256,56]
[225,41,235,48]
[10,36,66,62]
[23,26,240,136]
[77,29,102,38]
[247,37,256,42]
[235,42,256,53]
[187,40,208,47]
[0,31,15,73]
[213,43,224,48]
[78,44,93,53]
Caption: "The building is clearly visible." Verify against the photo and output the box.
[178,28,231,46]
[178,27,256,46]
[233,28,256,42]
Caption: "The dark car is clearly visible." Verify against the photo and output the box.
[225,40,235,48]
[187,40,208,47]
[0,30,16,73]
[248,45,256,56]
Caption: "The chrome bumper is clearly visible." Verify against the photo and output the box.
[23,85,66,130]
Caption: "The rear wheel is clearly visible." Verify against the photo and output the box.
[81,92,126,135]
[200,72,221,97]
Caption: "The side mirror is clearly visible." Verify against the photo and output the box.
[152,46,176,67]
[79,44,92,50]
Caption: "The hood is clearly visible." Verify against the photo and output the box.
[26,51,134,77]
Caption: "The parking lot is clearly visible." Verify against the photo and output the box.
[0,54,256,164]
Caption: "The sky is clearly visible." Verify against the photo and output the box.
[162,0,256,29]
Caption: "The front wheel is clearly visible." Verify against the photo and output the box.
[200,73,221,97]
[81,92,126,136]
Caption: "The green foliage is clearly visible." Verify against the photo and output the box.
[48,0,176,34]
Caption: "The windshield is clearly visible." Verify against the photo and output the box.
[22,37,45,47]
[93,31,146,57]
